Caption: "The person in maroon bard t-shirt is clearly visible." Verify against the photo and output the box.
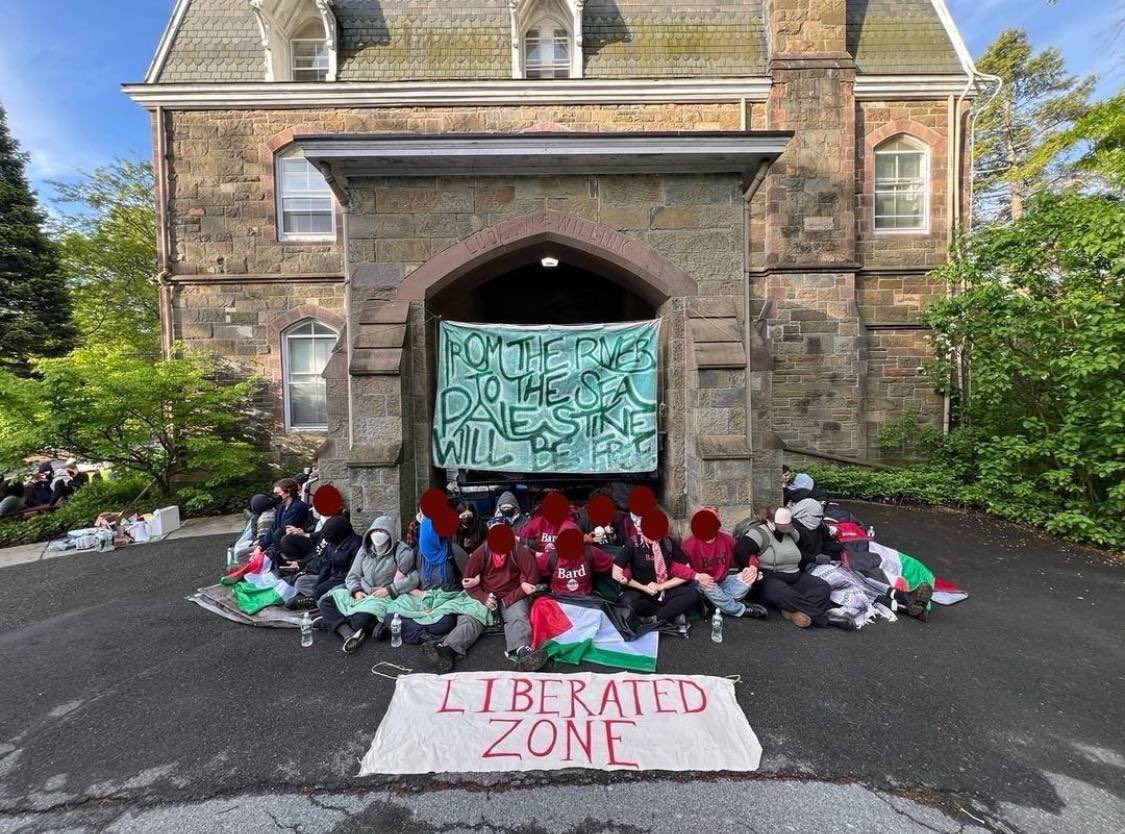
[536,529,615,596]
[676,508,768,619]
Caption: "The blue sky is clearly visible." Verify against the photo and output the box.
[0,0,1120,206]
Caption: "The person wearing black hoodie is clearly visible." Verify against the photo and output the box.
[281,515,361,609]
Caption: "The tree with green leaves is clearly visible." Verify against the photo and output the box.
[0,344,263,496]
[1035,89,1125,193]
[974,29,1096,221]
[0,103,77,374]
[51,160,159,356]
[923,191,1125,548]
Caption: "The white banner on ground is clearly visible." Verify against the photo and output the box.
[359,672,762,775]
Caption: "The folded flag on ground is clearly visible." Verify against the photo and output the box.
[530,595,659,673]
[219,551,298,615]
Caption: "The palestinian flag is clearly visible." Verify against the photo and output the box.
[221,552,298,615]
[221,549,270,585]
[530,596,658,673]
[867,542,968,605]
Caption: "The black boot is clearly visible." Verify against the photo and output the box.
[423,642,456,673]
[740,603,769,620]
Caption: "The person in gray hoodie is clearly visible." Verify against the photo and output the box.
[317,515,419,653]
[491,490,528,534]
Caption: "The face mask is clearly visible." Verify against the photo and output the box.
[502,507,518,518]
[630,513,642,528]
[416,511,424,524]
[372,531,392,554]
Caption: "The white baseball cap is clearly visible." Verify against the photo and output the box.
[773,507,794,533]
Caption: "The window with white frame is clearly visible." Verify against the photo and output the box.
[523,19,572,78]
[290,20,329,81]
[282,319,338,430]
[874,136,929,232]
[276,150,335,241]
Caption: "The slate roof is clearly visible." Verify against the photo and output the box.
[847,0,965,75]
[152,0,966,84]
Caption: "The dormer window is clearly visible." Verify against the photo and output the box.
[510,0,583,80]
[290,22,330,82]
[248,0,338,82]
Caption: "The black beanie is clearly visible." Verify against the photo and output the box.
[250,493,275,514]
[321,514,354,546]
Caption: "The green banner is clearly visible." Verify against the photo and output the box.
[433,320,660,474]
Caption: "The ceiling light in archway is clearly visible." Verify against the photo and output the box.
[540,256,560,268]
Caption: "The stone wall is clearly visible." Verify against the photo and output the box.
[163,104,742,278]
[169,278,346,459]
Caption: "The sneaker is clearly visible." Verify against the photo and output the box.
[782,610,812,628]
[827,611,856,631]
[291,595,318,611]
[514,646,548,672]
[740,603,769,620]
[372,622,389,641]
[423,642,456,674]
[342,630,367,654]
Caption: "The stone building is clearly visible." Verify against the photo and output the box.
[126,0,987,528]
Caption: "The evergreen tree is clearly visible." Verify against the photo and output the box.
[0,103,76,374]
[974,29,1096,221]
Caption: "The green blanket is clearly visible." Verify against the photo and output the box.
[326,588,494,626]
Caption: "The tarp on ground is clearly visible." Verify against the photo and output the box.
[186,583,305,628]
[359,671,761,775]
[432,320,660,474]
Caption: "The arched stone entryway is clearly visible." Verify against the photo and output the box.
[329,204,764,531]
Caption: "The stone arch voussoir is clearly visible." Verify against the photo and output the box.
[397,210,698,306]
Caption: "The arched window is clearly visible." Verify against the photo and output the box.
[290,20,330,82]
[874,136,929,232]
[510,0,582,79]
[282,319,338,430]
[524,17,571,78]
[276,148,335,241]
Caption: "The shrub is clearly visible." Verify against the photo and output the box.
[805,462,1125,552]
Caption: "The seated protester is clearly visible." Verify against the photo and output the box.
[576,486,636,550]
[783,472,827,506]
[676,509,768,619]
[735,507,837,629]
[233,494,276,561]
[789,497,843,566]
[318,515,419,653]
[25,470,53,508]
[378,515,467,645]
[519,491,575,554]
[454,500,486,555]
[536,528,615,596]
[0,482,25,518]
[613,518,700,628]
[423,517,544,673]
[258,478,309,552]
[281,514,360,608]
[491,490,528,534]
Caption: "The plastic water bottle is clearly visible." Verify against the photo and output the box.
[390,613,403,648]
[300,612,313,648]
[225,547,235,569]
[866,525,877,540]
[97,530,115,553]
[711,607,724,643]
